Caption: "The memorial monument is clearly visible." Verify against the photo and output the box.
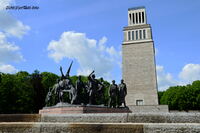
[40,61,130,114]
[41,6,165,113]
[1,7,199,133]
[122,7,159,106]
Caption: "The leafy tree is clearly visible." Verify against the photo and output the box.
[14,71,35,113]
[2,69,199,113]
[1,71,114,113]
[158,91,165,104]
[159,80,200,110]
[0,72,2,83]
[0,74,16,113]
[41,72,59,95]
[0,71,34,113]
[30,70,45,112]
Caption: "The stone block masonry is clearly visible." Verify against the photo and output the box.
[122,7,159,106]
[0,112,200,123]
[0,113,200,133]
[0,123,199,133]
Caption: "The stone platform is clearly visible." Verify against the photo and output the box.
[128,105,169,113]
[39,104,131,114]
[1,112,200,123]
[0,122,200,133]
[1,113,200,133]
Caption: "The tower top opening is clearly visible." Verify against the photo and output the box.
[128,6,147,26]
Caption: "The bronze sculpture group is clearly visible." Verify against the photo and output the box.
[46,61,127,108]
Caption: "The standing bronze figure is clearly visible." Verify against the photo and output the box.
[88,71,99,105]
[75,75,87,104]
[109,80,119,108]
[97,77,105,105]
[118,79,127,107]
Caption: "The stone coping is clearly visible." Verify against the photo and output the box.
[39,106,131,114]
[0,113,200,123]
[0,114,41,122]
[0,122,200,133]
[0,122,200,125]
[43,103,108,109]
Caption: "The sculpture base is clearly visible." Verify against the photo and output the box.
[39,103,131,114]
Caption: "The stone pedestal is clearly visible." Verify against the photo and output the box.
[39,103,131,114]
[128,105,169,113]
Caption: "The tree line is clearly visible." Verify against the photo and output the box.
[158,80,200,111]
[0,70,199,113]
[0,70,110,114]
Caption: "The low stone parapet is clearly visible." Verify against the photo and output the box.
[128,105,169,113]
[39,105,131,114]
[0,113,200,123]
[0,114,40,122]
[0,123,200,133]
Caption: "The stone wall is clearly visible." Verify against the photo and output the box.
[122,41,158,106]
[0,123,199,133]
[41,113,200,123]
[1,112,200,123]
[128,105,169,113]
[0,113,200,133]
[0,114,41,122]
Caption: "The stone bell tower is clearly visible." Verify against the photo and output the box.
[122,7,158,105]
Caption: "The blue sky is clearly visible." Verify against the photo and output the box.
[0,0,200,90]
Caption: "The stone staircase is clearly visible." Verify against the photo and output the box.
[0,113,200,133]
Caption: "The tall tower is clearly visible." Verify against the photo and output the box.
[122,7,158,105]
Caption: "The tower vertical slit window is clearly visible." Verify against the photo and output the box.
[129,13,131,25]
[142,12,145,23]
[136,30,138,40]
[132,31,134,40]
[143,29,146,39]
[139,12,141,23]
[133,13,135,24]
[139,30,142,39]
[136,13,138,24]
[128,31,131,40]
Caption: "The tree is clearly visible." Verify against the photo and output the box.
[158,91,165,104]
[14,71,35,113]
[159,80,200,111]
[0,73,16,113]
[0,71,34,113]
[30,70,45,112]
[41,72,59,95]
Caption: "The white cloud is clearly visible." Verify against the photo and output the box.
[0,0,30,38]
[99,36,107,49]
[0,32,23,63]
[179,64,200,83]
[157,64,200,91]
[47,31,120,80]
[156,65,178,91]
[0,63,18,73]
[0,0,12,10]
[77,68,92,76]
[0,0,29,74]
[0,12,30,38]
